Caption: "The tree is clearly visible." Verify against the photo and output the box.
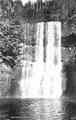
[0,0,25,69]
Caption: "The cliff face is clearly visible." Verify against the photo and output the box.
[0,63,11,96]
[0,0,76,97]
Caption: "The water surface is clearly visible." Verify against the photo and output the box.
[0,98,76,120]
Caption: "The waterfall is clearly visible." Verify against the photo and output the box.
[42,22,62,98]
[20,22,62,98]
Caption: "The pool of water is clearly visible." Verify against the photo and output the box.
[0,98,76,120]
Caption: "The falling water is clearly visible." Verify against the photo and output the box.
[20,22,62,98]
[42,22,62,98]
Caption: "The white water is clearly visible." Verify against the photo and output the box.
[20,22,62,98]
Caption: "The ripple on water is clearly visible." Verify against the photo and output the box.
[0,98,75,120]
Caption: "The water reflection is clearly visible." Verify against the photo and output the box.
[0,98,76,119]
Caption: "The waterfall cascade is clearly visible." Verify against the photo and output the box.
[20,22,62,98]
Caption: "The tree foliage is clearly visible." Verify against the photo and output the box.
[0,0,76,69]
[0,0,25,68]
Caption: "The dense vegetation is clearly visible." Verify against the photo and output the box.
[0,0,76,68]
[0,0,25,68]
[0,0,76,96]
